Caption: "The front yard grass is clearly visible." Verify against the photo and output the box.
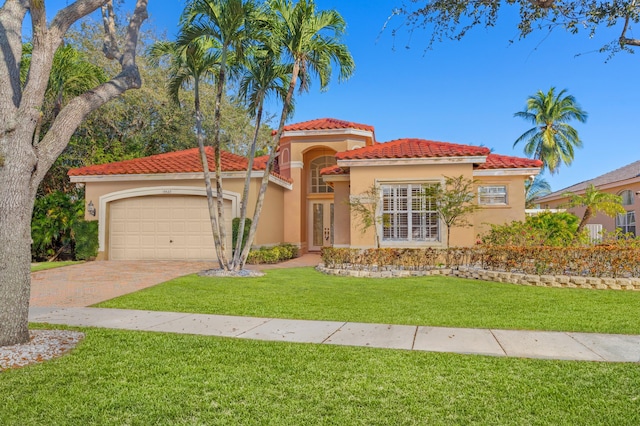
[96,267,640,334]
[1,325,639,425]
[31,261,83,272]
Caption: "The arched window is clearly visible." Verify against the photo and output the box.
[619,190,634,206]
[309,156,336,193]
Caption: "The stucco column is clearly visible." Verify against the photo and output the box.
[284,165,304,250]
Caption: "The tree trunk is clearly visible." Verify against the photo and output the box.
[238,62,300,268]
[0,0,148,347]
[194,80,224,268]
[211,47,229,269]
[0,142,37,346]
[231,100,264,270]
[576,206,593,235]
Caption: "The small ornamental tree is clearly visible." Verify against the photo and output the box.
[424,175,478,248]
[564,184,625,236]
[347,184,383,248]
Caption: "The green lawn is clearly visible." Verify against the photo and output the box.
[1,325,639,425]
[31,261,83,272]
[96,267,640,334]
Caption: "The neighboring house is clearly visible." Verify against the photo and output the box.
[536,160,640,237]
[68,118,542,260]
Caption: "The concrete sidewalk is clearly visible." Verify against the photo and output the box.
[29,307,640,363]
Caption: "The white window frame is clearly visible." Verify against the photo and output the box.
[380,183,440,243]
[616,211,636,236]
[478,185,508,205]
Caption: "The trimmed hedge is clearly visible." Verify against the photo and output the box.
[246,244,299,264]
[321,246,640,278]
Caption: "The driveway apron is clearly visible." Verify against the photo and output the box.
[30,261,212,307]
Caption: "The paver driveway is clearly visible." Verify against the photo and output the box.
[30,261,212,307]
[30,254,321,308]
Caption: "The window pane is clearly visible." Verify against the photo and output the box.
[381,183,439,243]
[310,156,336,193]
[619,190,634,206]
[478,185,507,205]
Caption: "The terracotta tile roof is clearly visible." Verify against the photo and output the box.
[336,138,491,160]
[282,118,375,133]
[68,147,292,183]
[320,165,350,176]
[476,154,543,170]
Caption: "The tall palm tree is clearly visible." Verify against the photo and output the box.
[268,0,354,137]
[147,37,228,266]
[239,0,354,253]
[232,48,291,269]
[564,184,625,236]
[525,176,551,208]
[514,87,587,175]
[180,0,261,267]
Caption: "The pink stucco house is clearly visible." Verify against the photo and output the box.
[69,118,542,260]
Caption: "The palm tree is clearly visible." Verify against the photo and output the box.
[238,0,354,253]
[180,0,261,267]
[525,176,551,209]
[268,0,354,136]
[232,48,291,269]
[514,87,587,175]
[147,37,228,266]
[239,0,354,255]
[564,184,625,236]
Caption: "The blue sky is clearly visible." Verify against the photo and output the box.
[51,1,639,192]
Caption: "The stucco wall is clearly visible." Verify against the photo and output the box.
[332,180,351,247]
[344,165,529,248]
[348,162,473,248]
[473,175,527,239]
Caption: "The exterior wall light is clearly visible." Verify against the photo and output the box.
[87,200,96,217]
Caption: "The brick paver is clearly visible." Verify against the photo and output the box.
[30,254,321,308]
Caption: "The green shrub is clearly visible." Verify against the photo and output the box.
[481,212,584,247]
[246,244,299,264]
[31,191,84,261]
[72,220,99,260]
[232,217,252,253]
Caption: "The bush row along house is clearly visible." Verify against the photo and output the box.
[68,118,542,260]
[536,160,640,238]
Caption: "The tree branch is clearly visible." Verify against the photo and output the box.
[49,0,109,40]
[0,0,29,117]
[32,0,149,187]
[101,1,120,60]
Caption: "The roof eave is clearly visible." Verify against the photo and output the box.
[337,156,488,167]
[473,167,542,177]
[69,171,293,190]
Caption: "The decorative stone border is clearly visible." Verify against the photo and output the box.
[317,264,640,291]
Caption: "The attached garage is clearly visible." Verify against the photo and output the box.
[108,195,232,261]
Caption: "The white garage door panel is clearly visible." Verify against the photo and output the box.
[109,195,232,260]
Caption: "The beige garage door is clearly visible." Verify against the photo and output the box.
[109,195,232,260]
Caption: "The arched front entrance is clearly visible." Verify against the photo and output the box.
[306,154,336,251]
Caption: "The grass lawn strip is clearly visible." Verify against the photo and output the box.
[31,261,83,272]
[96,267,640,335]
[1,326,638,425]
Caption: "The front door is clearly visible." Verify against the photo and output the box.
[308,200,334,251]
